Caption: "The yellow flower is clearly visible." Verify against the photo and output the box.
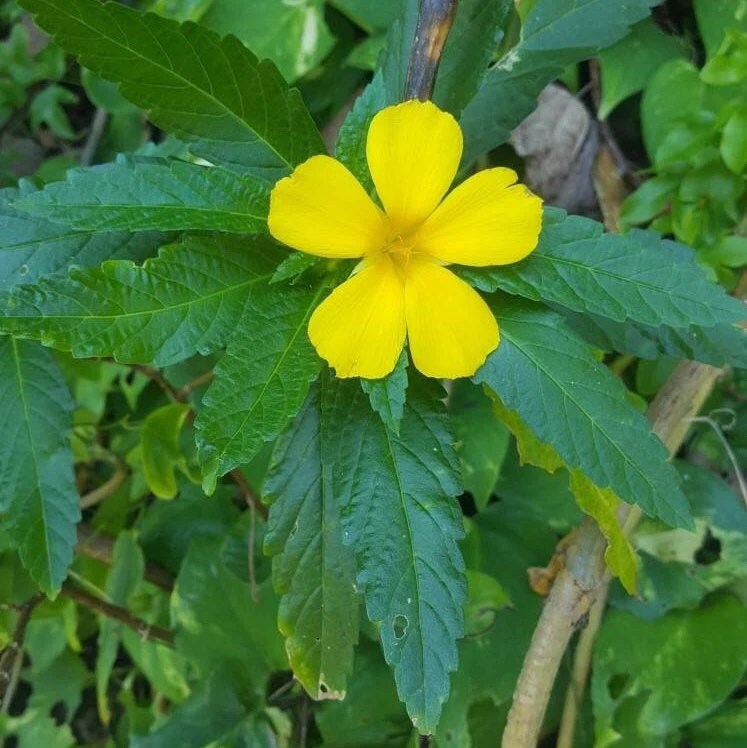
[268,100,543,380]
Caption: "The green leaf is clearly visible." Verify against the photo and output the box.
[321,375,466,733]
[96,531,144,724]
[449,380,510,509]
[19,0,324,179]
[693,0,747,60]
[131,673,246,748]
[461,210,745,329]
[14,158,269,233]
[29,83,78,139]
[568,471,637,594]
[331,0,402,33]
[474,299,693,529]
[459,0,658,164]
[360,350,408,435]
[194,282,325,493]
[0,186,167,291]
[721,107,747,173]
[433,0,512,117]
[263,384,360,700]
[592,595,747,740]
[1,235,282,366]
[598,18,687,119]
[141,403,191,500]
[564,311,747,369]
[0,337,79,595]
[171,535,286,691]
[200,0,334,83]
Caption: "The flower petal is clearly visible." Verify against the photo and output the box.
[268,155,386,258]
[405,259,499,378]
[308,256,406,379]
[366,100,462,233]
[415,167,543,267]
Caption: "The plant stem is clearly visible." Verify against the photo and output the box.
[502,360,723,747]
[61,582,174,647]
[404,0,458,101]
[0,594,43,713]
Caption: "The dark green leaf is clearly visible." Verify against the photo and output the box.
[459,0,658,164]
[195,282,325,493]
[19,0,324,179]
[474,299,692,528]
[1,235,282,366]
[263,384,360,699]
[0,186,166,291]
[0,337,79,594]
[360,350,408,434]
[14,158,269,233]
[321,375,466,733]
[461,210,744,329]
[564,311,747,369]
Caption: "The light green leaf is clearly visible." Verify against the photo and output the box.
[592,595,747,740]
[14,158,269,233]
[263,384,359,700]
[0,186,167,291]
[598,18,687,119]
[331,0,402,33]
[96,531,144,724]
[200,0,334,83]
[721,107,747,173]
[29,84,78,138]
[568,471,637,594]
[360,350,408,435]
[1,235,282,366]
[449,380,510,509]
[19,0,324,179]
[321,375,466,733]
[474,299,693,529]
[195,282,325,493]
[459,0,658,164]
[141,403,191,500]
[0,337,79,595]
[463,570,510,637]
[693,0,747,60]
[461,209,745,329]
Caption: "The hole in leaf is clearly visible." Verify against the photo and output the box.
[694,528,721,565]
[393,614,409,640]
[607,673,630,700]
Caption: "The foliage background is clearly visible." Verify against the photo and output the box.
[0,0,745,746]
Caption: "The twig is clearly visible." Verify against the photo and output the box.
[176,371,214,401]
[230,468,268,521]
[0,594,44,713]
[61,582,174,647]
[79,108,108,167]
[77,525,175,592]
[404,0,458,101]
[79,459,128,509]
[128,363,183,402]
[502,360,723,747]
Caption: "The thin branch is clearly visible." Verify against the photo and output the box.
[79,107,108,167]
[230,467,268,521]
[128,363,183,402]
[404,0,458,101]
[77,524,175,592]
[0,594,44,713]
[502,360,723,747]
[79,459,128,509]
[61,582,174,647]
[176,371,214,401]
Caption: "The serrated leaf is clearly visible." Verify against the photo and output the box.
[263,384,359,700]
[568,471,637,594]
[321,375,466,733]
[0,186,167,291]
[360,350,408,435]
[0,337,79,595]
[461,210,745,329]
[14,158,269,233]
[195,282,325,493]
[1,235,282,366]
[474,299,692,529]
[459,0,658,165]
[564,311,747,370]
[19,0,324,179]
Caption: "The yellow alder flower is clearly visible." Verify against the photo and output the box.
[268,99,543,380]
